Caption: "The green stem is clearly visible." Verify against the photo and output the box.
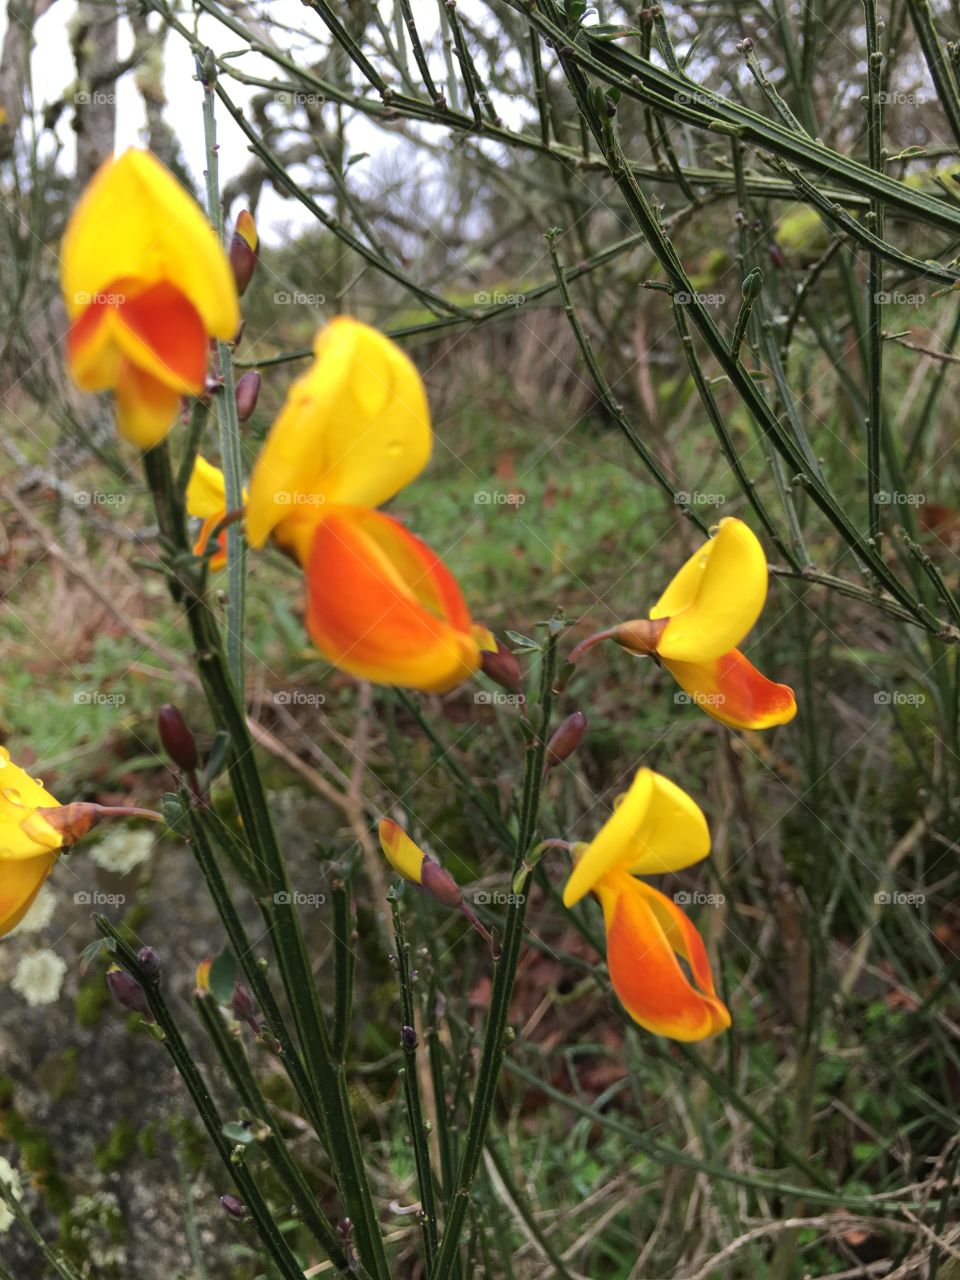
[143,444,390,1280]
[862,0,885,543]
[391,899,439,1267]
[94,919,307,1280]
[332,877,357,1063]
[193,990,357,1274]
[431,625,560,1279]
[198,56,246,693]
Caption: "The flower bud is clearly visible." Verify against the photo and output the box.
[379,818,463,909]
[231,982,260,1032]
[546,710,588,768]
[229,210,258,296]
[220,1194,248,1220]
[610,618,667,656]
[34,802,97,845]
[235,371,261,422]
[157,705,200,772]
[420,858,464,910]
[195,958,212,993]
[106,965,154,1021]
[480,638,523,695]
[137,946,161,981]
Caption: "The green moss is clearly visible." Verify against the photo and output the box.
[94,1117,137,1172]
[74,974,111,1028]
[0,1085,69,1212]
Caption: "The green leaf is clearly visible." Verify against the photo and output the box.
[222,1122,256,1146]
[208,948,238,1006]
[505,630,540,653]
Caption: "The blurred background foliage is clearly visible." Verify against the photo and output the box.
[2,0,960,1277]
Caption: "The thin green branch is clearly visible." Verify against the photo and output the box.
[431,624,561,1279]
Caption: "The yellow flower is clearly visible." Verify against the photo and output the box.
[0,748,64,937]
[245,318,432,558]
[193,317,491,693]
[61,149,239,449]
[186,454,247,570]
[562,768,729,1043]
[574,519,796,730]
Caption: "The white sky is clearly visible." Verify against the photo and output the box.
[3,0,502,247]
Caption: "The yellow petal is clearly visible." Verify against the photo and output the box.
[114,361,183,450]
[0,850,58,937]
[61,148,239,339]
[651,518,768,663]
[562,768,710,907]
[187,455,229,519]
[378,818,425,885]
[246,319,431,549]
[621,771,711,877]
[0,747,63,860]
[563,769,654,907]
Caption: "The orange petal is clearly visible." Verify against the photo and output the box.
[112,280,208,393]
[193,514,228,570]
[594,869,730,1041]
[663,648,797,730]
[114,360,184,450]
[304,507,481,693]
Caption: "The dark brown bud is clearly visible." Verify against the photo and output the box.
[106,966,154,1021]
[137,946,161,981]
[235,371,261,422]
[480,638,523,695]
[220,1194,248,1220]
[229,211,258,296]
[231,982,260,1032]
[545,711,588,768]
[157,704,199,772]
[400,1024,418,1050]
